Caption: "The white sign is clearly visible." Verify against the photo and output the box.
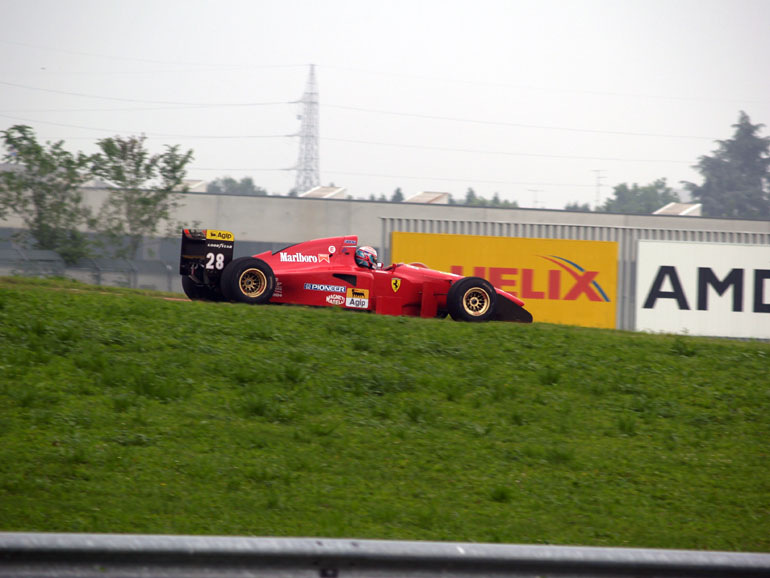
[636,241,770,338]
[346,288,369,309]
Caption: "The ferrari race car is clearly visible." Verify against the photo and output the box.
[179,230,533,323]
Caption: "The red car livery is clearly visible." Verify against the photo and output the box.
[179,230,533,323]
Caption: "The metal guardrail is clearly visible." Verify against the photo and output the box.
[1,533,769,577]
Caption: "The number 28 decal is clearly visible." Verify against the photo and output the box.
[206,252,226,270]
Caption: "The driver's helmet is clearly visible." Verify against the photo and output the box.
[355,246,378,269]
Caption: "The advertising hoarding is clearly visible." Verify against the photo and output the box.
[391,232,618,328]
[636,241,770,338]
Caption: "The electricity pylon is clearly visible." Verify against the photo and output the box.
[294,64,320,194]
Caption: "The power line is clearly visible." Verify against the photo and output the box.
[1,79,721,141]
[318,64,768,106]
[0,105,284,113]
[189,166,596,189]
[0,113,293,138]
[0,38,215,67]
[194,167,288,172]
[320,170,597,188]
[0,80,292,107]
[0,112,695,166]
[322,137,692,164]
[0,39,308,71]
[0,101,718,143]
[322,103,716,140]
[5,37,758,105]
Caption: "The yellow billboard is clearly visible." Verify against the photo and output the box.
[391,232,618,328]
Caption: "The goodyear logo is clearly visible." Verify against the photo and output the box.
[206,230,234,241]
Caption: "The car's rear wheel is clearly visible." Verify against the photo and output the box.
[221,257,276,304]
[447,277,497,322]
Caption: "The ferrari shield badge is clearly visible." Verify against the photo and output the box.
[391,278,401,293]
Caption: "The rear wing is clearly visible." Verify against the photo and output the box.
[179,229,235,278]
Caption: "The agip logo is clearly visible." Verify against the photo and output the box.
[206,230,234,241]
[392,232,618,329]
[346,288,369,309]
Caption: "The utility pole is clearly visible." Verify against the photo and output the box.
[592,169,606,210]
[294,64,320,194]
[528,189,543,209]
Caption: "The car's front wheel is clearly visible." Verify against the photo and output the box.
[446,277,497,322]
[221,257,276,304]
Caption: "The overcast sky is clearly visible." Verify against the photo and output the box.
[1,0,769,209]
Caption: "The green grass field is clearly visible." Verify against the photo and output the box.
[0,276,768,551]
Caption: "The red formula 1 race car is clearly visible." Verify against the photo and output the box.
[179,230,533,323]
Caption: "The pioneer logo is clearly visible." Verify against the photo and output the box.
[304,283,346,294]
[280,252,318,263]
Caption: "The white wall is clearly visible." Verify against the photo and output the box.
[636,241,770,339]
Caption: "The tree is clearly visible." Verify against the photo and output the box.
[240,177,267,196]
[0,125,93,263]
[90,135,193,259]
[491,192,518,208]
[207,176,236,195]
[598,179,680,214]
[459,187,518,207]
[390,187,404,202]
[565,201,592,212]
[207,176,267,196]
[684,111,770,219]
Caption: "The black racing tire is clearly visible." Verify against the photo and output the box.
[447,276,497,322]
[182,276,225,301]
[220,257,276,304]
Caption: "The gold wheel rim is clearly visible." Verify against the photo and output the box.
[462,287,491,316]
[239,268,267,298]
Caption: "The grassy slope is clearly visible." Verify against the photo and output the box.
[0,276,768,551]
